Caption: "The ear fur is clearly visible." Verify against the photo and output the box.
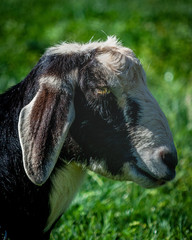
[18,80,75,185]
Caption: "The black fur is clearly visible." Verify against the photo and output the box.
[68,88,139,176]
[0,59,52,239]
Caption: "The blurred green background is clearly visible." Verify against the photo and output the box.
[0,0,192,239]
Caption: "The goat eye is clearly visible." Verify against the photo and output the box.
[96,87,111,95]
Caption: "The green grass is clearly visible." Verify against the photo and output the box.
[51,176,192,240]
[0,0,192,239]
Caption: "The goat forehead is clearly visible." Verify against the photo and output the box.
[45,36,146,97]
[46,35,139,77]
[95,52,146,93]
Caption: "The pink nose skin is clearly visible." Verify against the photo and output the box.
[160,150,178,181]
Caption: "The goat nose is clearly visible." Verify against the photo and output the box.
[161,151,178,170]
[157,149,178,181]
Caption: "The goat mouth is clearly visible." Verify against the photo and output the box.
[134,164,166,185]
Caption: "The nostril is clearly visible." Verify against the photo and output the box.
[161,152,178,170]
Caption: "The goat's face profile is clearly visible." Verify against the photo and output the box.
[18,37,177,189]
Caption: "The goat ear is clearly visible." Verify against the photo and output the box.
[18,82,75,186]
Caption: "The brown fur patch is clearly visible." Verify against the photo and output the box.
[29,84,71,168]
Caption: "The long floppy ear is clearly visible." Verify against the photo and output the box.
[18,79,75,186]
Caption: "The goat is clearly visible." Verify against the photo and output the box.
[0,37,178,239]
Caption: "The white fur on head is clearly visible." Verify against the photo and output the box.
[46,36,121,56]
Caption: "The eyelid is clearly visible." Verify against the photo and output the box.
[96,87,111,95]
